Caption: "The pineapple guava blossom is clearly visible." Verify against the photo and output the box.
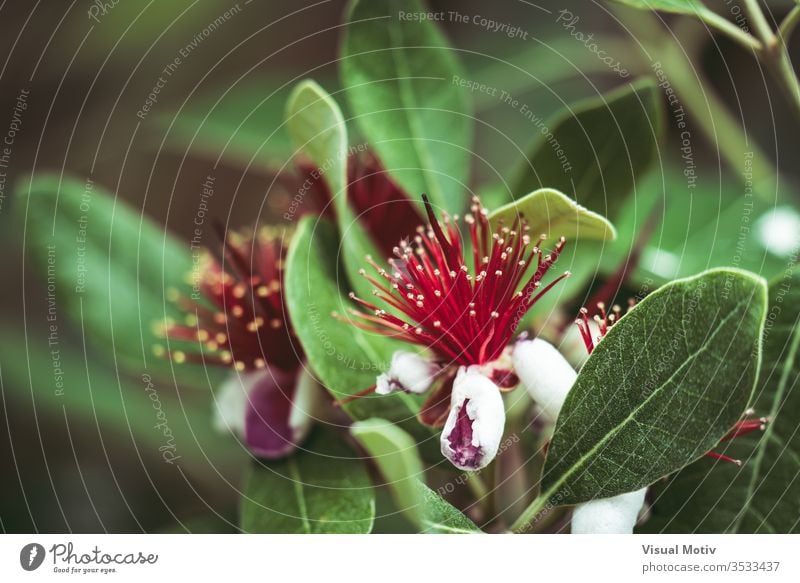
[158,227,316,459]
[158,152,421,459]
[346,195,570,470]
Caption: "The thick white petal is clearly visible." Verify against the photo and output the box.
[512,338,577,422]
[571,488,648,534]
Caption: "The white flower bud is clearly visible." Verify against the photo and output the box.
[512,338,577,422]
[571,488,648,534]
[376,351,438,395]
[441,366,505,471]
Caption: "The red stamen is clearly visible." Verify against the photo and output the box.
[348,196,569,367]
[705,451,743,466]
[705,409,768,466]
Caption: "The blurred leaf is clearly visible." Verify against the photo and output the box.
[488,188,617,243]
[540,269,767,505]
[513,79,662,219]
[286,79,381,299]
[16,174,217,384]
[156,80,292,169]
[284,216,420,423]
[240,426,374,533]
[341,0,472,214]
[636,176,792,282]
[642,267,800,533]
[0,329,243,479]
[351,418,479,533]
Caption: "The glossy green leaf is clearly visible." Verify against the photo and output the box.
[351,418,425,519]
[284,215,420,423]
[488,188,616,243]
[643,268,800,533]
[341,0,471,214]
[513,79,661,219]
[16,174,215,383]
[351,418,480,533]
[286,80,349,196]
[286,79,383,299]
[540,269,768,506]
[240,427,375,533]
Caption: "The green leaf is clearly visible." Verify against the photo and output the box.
[0,328,244,480]
[240,427,375,533]
[16,174,216,383]
[540,268,768,506]
[286,80,349,196]
[286,79,382,299]
[488,188,616,243]
[643,268,800,533]
[512,80,661,219]
[351,418,425,519]
[341,0,472,214]
[417,481,481,533]
[351,418,480,533]
[284,215,420,423]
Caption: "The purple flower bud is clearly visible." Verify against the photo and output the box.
[214,366,320,459]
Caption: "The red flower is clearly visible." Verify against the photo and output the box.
[344,194,570,470]
[348,195,569,369]
[158,227,315,459]
[160,227,299,373]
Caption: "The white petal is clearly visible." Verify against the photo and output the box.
[212,370,259,436]
[512,338,577,422]
[571,488,648,534]
[440,366,505,471]
[375,351,437,395]
[288,366,322,442]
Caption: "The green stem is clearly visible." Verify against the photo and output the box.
[743,0,775,46]
[509,490,553,533]
[699,9,763,51]
[769,45,800,122]
[742,0,800,121]
[778,4,800,43]
[613,7,779,199]
[466,472,490,509]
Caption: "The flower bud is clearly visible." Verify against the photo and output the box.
[213,366,319,459]
[571,488,647,534]
[441,366,505,471]
[376,351,438,395]
[512,338,577,422]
